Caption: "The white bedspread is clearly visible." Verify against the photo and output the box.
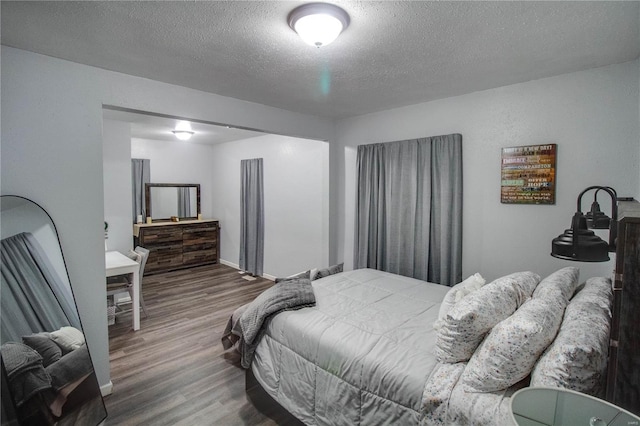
[252,268,451,425]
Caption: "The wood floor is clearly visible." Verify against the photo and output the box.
[104,263,301,425]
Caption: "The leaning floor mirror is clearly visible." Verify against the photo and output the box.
[1,196,107,425]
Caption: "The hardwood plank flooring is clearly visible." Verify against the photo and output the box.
[104,264,300,425]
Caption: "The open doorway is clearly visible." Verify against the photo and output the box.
[102,107,330,279]
[100,107,330,422]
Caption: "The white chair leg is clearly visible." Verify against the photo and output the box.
[129,287,148,318]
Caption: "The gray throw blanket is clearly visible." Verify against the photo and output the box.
[1,342,52,407]
[222,276,316,368]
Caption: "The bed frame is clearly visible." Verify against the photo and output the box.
[245,368,304,426]
[245,200,640,421]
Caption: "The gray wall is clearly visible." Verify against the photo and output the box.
[335,60,640,283]
[103,119,134,254]
[1,46,335,389]
[210,134,329,278]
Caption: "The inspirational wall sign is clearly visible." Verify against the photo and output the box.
[501,144,557,204]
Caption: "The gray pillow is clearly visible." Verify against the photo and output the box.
[313,263,344,280]
[22,332,62,367]
[275,270,311,283]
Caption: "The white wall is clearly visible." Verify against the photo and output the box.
[103,119,134,254]
[335,60,640,283]
[131,137,216,218]
[211,134,329,278]
[1,46,334,389]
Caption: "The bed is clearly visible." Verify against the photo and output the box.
[229,267,613,425]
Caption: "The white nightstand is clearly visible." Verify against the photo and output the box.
[511,387,640,426]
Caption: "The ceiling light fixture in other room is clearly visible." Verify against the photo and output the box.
[172,120,195,141]
[288,3,350,48]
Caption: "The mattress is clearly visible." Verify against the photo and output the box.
[251,268,450,425]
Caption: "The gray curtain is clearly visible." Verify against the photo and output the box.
[239,158,264,276]
[177,187,191,217]
[354,134,462,286]
[1,232,81,343]
[132,158,150,222]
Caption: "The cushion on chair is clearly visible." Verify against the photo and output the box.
[50,326,85,353]
[22,333,62,367]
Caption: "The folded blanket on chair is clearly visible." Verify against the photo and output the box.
[1,342,52,406]
[221,276,316,369]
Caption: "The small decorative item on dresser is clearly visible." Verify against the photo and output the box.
[137,214,143,224]
[171,216,180,222]
[198,213,202,220]
[146,216,152,224]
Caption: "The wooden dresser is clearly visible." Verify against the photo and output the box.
[133,219,220,275]
[606,200,640,415]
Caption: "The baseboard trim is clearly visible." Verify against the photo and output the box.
[220,259,239,269]
[100,380,113,396]
[220,259,275,282]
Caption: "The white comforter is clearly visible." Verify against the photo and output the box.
[252,268,452,425]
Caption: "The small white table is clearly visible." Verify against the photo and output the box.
[511,387,640,426]
[105,251,140,331]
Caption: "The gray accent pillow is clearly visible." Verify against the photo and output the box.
[275,270,311,283]
[313,263,344,280]
[22,332,62,367]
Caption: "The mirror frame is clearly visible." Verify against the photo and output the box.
[1,195,108,425]
[145,183,201,221]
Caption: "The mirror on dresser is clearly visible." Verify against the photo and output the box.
[1,196,107,426]
[145,183,200,221]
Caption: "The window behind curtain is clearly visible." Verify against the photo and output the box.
[353,134,462,286]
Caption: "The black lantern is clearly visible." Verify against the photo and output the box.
[551,186,617,262]
[585,187,617,229]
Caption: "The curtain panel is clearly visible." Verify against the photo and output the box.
[239,158,265,276]
[177,187,191,217]
[131,158,150,222]
[353,134,462,286]
[1,232,80,343]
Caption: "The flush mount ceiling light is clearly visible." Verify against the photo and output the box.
[288,3,350,48]
[172,120,195,141]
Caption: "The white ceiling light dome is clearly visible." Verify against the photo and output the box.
[172,120,195,141]
[288,3,350,48]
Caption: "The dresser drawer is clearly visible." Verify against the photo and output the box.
[145,244,183,272]
[183,249,217,266]
[182,222,218,234]
[140,227,183,245]
[183,231,216,250]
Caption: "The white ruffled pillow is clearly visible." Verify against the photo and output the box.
[434,273,485,331]
[533,266,580,303]
[531,277,612,395]
[461,296,565,392]
[435,271,540,363]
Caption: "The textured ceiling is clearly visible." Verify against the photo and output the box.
[2,1,639,119]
